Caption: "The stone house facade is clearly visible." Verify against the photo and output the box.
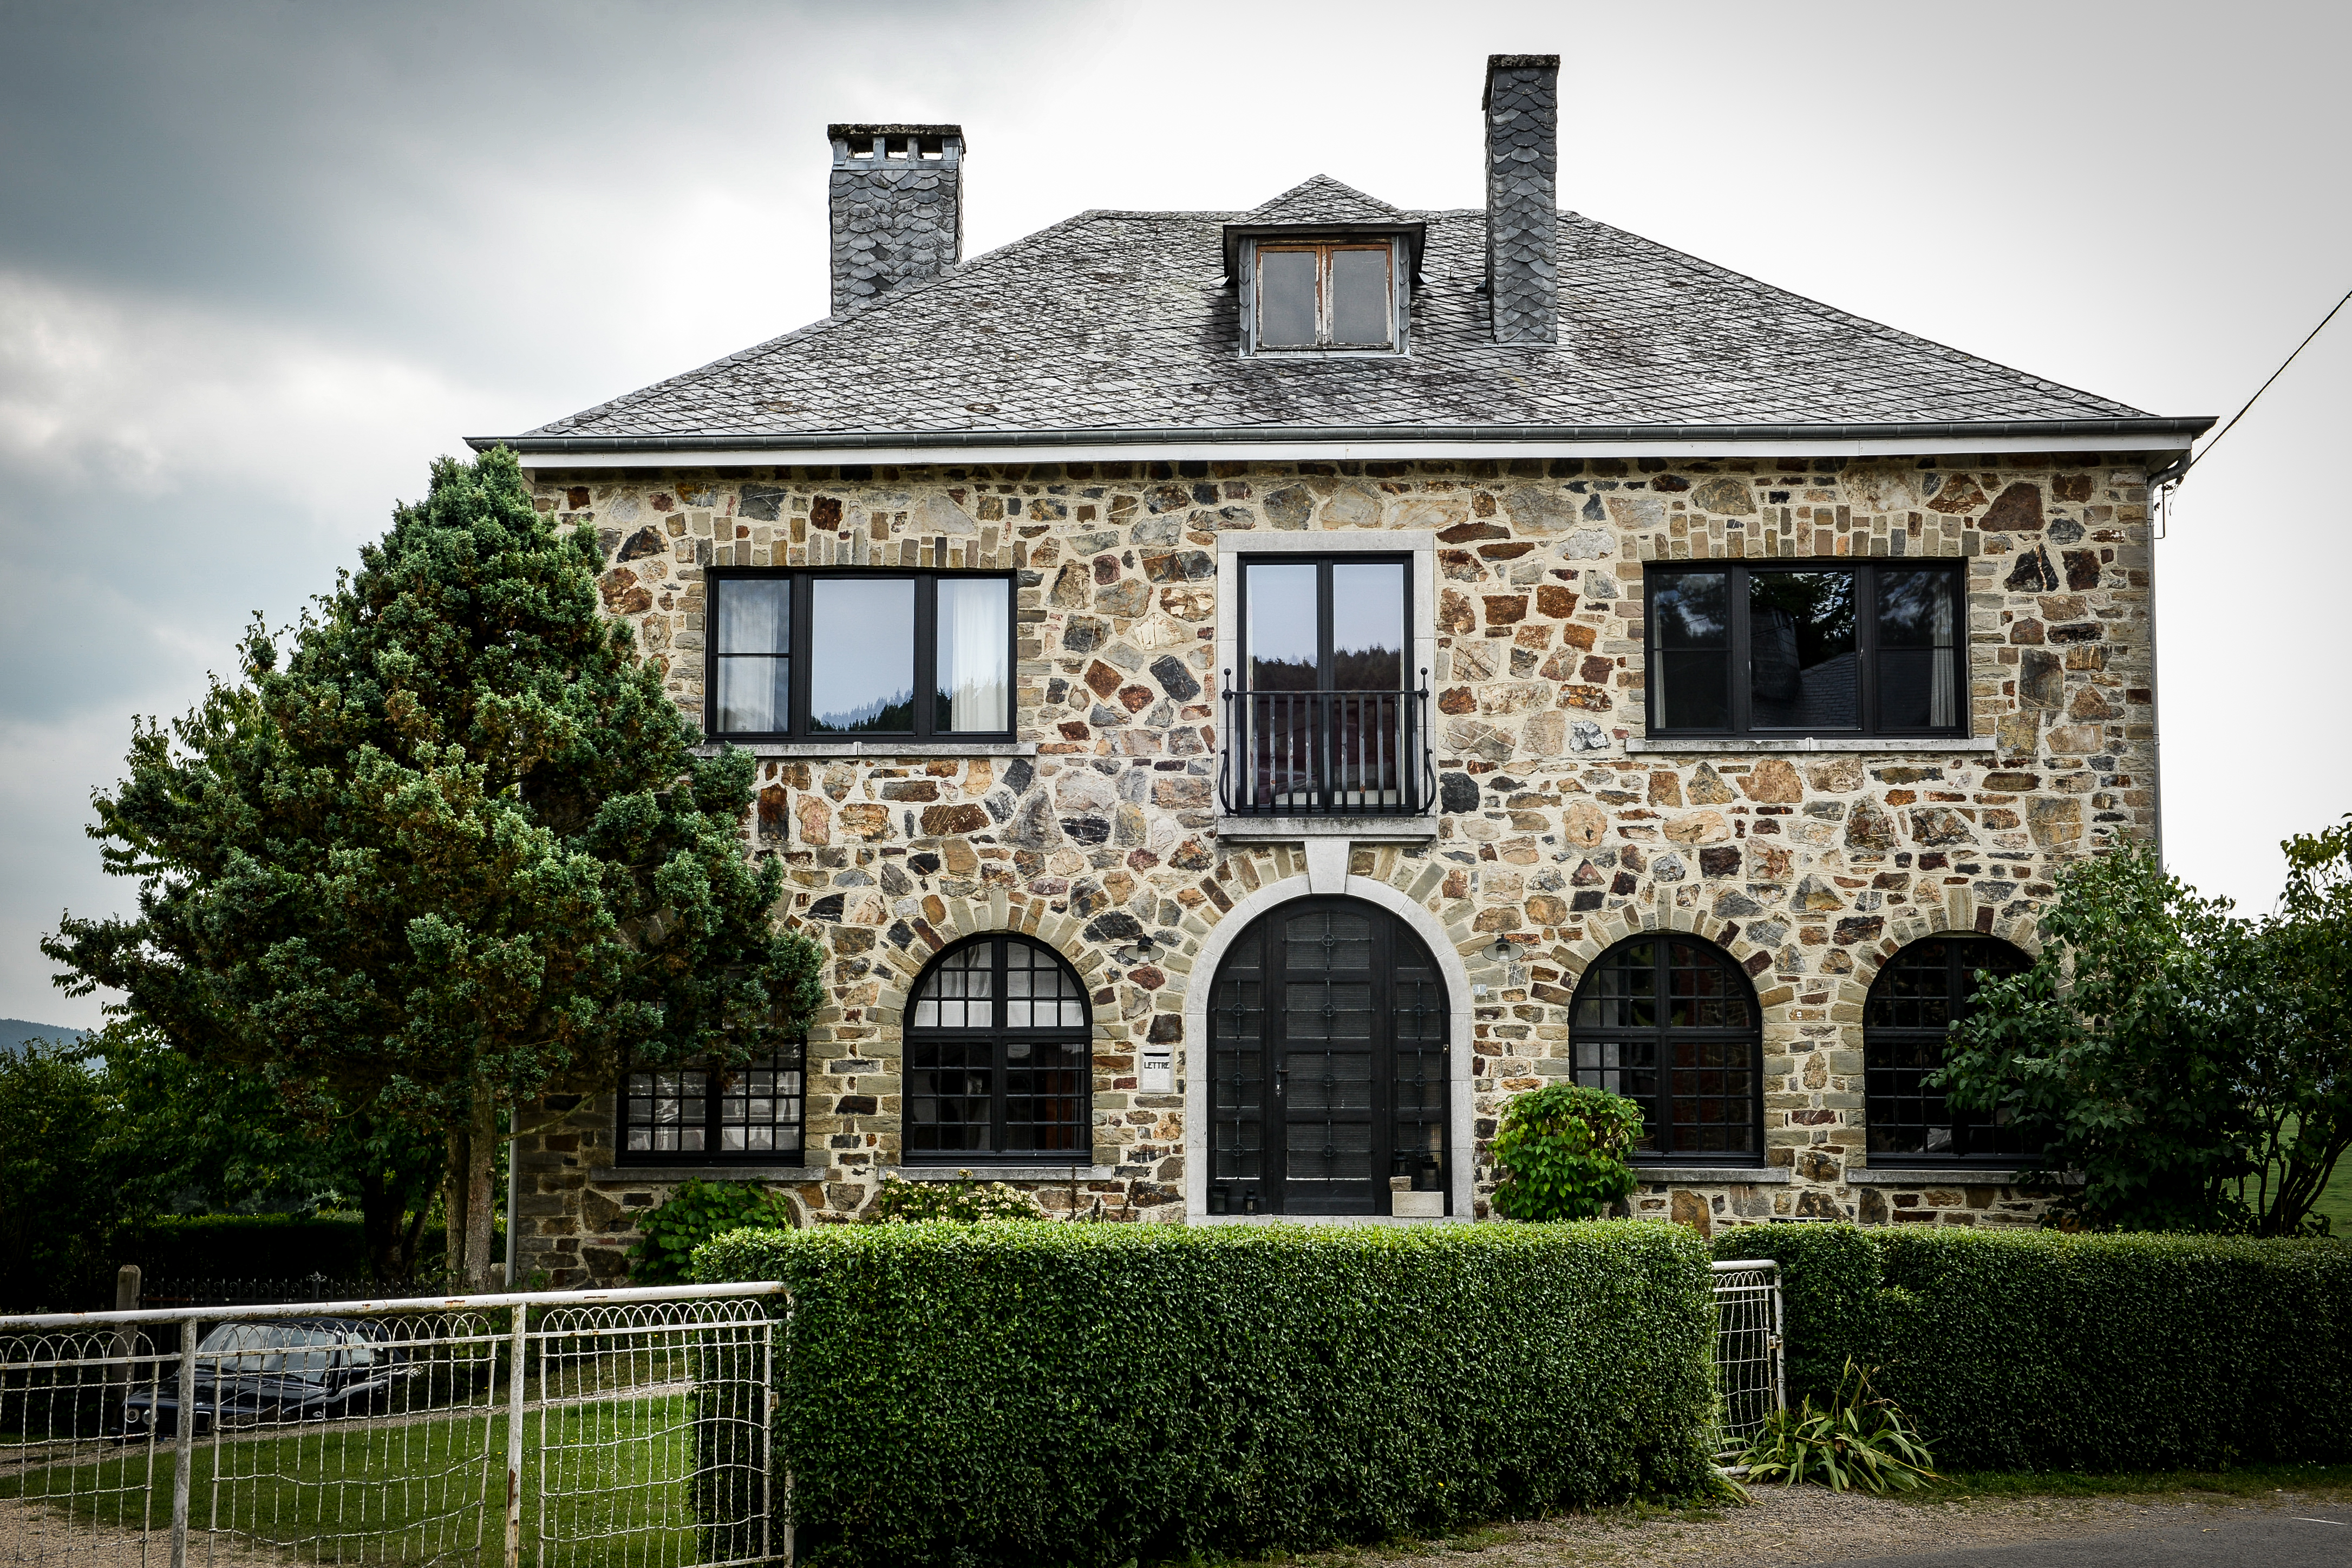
[480,58,2209,1286]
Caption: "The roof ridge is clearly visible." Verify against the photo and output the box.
[1559,211,2150,419]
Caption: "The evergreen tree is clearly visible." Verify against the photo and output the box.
[47,448,825,1285]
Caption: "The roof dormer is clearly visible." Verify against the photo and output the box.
[1224,178,1423,358]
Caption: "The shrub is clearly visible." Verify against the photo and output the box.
[697,1221,1716,1567]
[627,1180,796,1285]
[1739,1358,1938,1493]
[1714,1225,2352,1470]
[1489,1083,1642,1220]
[866,1171,1043,1224]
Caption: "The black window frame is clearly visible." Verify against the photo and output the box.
[1239,236,1410,357]
[703,569,1018,743]
[613,1044,808,1167]
[1864,936,2042,1164]
[1642,559,1969,740]
[903,933,1094,1165]
[1236,553,1415,690]
[1568,934,1766,1167]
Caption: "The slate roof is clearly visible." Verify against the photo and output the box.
[491,177,2189,452]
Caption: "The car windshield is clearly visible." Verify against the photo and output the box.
[195,1323,348,1378]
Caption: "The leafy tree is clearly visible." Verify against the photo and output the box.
[0,1048,120,1310]
[1488,1082,1643,1221]
[1937,840,2349,1235]
[45,448,826,1286]
[89,1022,446,1278]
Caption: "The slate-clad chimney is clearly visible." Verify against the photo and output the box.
[827,124,964,317]
[1481,55,1560,347]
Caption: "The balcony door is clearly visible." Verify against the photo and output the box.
[1206,897,1449,1216]
[1233,556,1413,814]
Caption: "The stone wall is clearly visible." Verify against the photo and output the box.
[510,453,2150,1283]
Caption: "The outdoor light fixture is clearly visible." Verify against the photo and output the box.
[1488,936,1517,962]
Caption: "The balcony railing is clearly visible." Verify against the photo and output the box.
[1218,675,1435,817]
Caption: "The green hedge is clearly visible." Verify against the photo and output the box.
[697,1221,1716,1567]
[1713,1225,2352,1471]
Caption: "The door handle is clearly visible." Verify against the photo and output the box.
[1274,1066,1287,1099]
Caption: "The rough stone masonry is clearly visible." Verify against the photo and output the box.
[508,451,2148,1285]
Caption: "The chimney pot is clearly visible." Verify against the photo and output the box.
[827,123,965,317]
[1482,55,1560,347]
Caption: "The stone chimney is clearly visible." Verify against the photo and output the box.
[827,124,965,317]
[1481,55,1560,346]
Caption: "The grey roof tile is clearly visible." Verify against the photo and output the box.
[510,180,2155,445]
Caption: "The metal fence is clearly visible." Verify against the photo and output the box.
[0,1282,779,1568]
[1709,1258,1786,1459]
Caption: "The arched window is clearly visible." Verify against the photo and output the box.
[1569,935,1762,1163]
[1865,937,2035,1161]
[906,934,1091,1160]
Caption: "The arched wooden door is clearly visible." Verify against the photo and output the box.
[1206,897,1449,1216]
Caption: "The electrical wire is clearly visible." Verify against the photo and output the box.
[2178,281,2352,481]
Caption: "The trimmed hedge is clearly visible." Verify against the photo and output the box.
[1714,1225,2352,1471]
[697,1221,1716,1567]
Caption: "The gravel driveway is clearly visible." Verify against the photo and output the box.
[1297,1484,2352,1566]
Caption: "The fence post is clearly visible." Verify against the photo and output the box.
[169,1314,196,1568]
[505,1303,527,1568]
[106,1265,141,1423]
[1769,1262,1788,1417]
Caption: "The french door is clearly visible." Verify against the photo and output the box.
[1206,897,1449,1215]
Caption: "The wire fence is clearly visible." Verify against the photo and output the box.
[1710,1258,1786,1459]
[0,1283,778,1568]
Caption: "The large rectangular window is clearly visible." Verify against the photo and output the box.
[1226,556,1422,815]
[1644,561,1965,739]
[704,571,1014,741]
[617,1048,806,1165]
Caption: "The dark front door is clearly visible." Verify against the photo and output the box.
[1206,897,1448,1216]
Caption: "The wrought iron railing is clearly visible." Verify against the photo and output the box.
[1218,675,1435,816]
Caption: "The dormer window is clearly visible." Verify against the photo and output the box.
[1257,244,1395,350]
[1231,232,1414,356]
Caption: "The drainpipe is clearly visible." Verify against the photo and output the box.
[504,1111,519,1289]
[2142,458,2186,867]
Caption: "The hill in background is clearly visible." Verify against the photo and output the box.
[2,1018,87,1054]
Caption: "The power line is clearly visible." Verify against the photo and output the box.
[2178,282,2352,481]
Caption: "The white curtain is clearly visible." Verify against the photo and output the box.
[1930,578,1957,729]
[940,579,1009,732]
[716,580,787,731]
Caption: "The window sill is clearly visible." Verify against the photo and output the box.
[692,740,1037,759]
[1845,1167,2080,1187]
[1630,1166,1792,1184]
[589,1165,825,1183]
[885,1164,1118,1181]
[1216,814,1439,841]
[1624,737,1996,755]
[1191,1213,1471,1226]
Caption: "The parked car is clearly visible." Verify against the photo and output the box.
[117,1317,408,1436]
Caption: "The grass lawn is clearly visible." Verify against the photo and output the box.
[1926,1459,2352,1501]
[2310,1152,2352,1237]
[0,1394,759,1568]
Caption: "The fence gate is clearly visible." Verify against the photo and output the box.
[1709,1258,1785,1458]
[0,1282,779,1568]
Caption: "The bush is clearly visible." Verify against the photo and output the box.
[866,1171,1042,1224]
[697,1221,1716,1567]
[1714,1225,2352,1470]
[1489,1083,1642,1220]
[627,1180,796,1284]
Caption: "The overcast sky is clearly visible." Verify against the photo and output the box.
[4,0,2347,1027]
